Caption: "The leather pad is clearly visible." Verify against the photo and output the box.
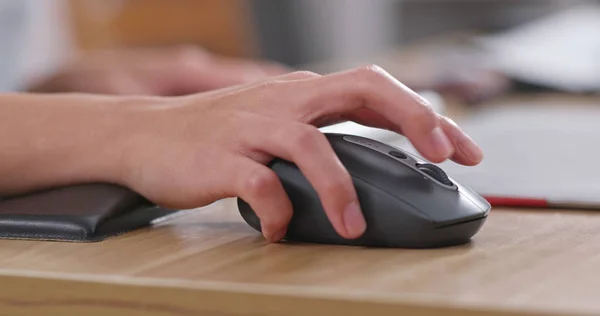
[0,183,175,242]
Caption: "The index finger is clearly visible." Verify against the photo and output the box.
[289,65,456,163]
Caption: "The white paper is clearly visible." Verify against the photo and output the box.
[425,104,600,205]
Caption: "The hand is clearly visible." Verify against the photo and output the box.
[118,65,484,243]
[27,46,291,95]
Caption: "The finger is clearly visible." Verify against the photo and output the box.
[271,70,321,81]
[232,157,294,242]
[238,114,366,239]
[327,109,483,166]
[283,65,457,163]
[438,116,484,165]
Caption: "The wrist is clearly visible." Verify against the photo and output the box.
[0,93,171,196]
[77,95,170,188]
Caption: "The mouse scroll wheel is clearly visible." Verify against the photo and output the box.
[416,163,453,186]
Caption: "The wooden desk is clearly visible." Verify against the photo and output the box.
[1,197,600,316]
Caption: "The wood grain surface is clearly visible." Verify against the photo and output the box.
[0,197,600,316]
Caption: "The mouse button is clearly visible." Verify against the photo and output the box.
[389,150,407,159]
[337,146,416,183]
[328,134,396,164]
[394,170,435,188]
[456,182,492,214]
[421,189,487,227]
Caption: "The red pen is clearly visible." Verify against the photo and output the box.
[483,196,600,210]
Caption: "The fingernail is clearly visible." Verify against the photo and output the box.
[459,134,484,162]
[429,127,453,158]
[271,228,287,242]
[343,201,366,238]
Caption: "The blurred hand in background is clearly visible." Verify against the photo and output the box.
[27,45,292,96]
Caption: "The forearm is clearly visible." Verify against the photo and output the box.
[0,93,158,196]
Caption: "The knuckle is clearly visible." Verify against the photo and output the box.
[291,70,320,79]
[352,64,392,90]
[408,104,438,130]
[440,115,458,128]
[291,125,324,150]
[243,168,279,198]
[173,45,207,64]
[356,64,387,79]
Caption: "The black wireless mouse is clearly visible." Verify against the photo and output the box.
[237,133,491,248]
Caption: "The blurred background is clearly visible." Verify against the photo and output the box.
[59,0,584,63]
[7,0,599,102]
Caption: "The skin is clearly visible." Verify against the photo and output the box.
[0,65,483,243]
[27,46,291,96]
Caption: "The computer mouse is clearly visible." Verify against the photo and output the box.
[237,133,491,248]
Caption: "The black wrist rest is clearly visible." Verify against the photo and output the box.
[0,183,176,242]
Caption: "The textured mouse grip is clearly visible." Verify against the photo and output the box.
[416,163,453,186]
